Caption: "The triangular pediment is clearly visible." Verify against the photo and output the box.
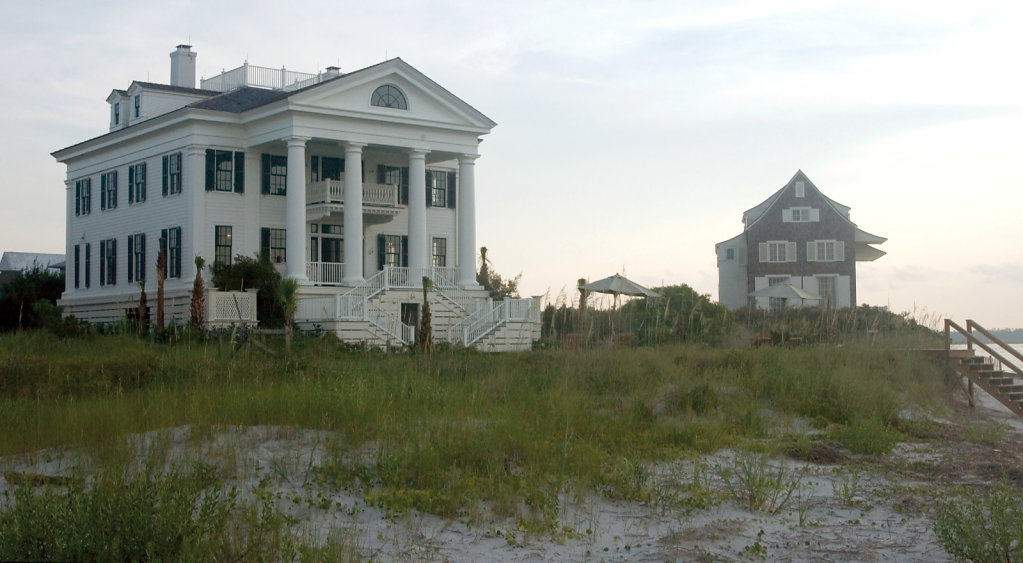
[287,58,496,133]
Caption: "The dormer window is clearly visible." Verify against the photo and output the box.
[134,95,140,118]
[114,102,120,125]
[371,84,407,110]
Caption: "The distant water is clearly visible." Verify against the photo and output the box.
[951,342,1023,363]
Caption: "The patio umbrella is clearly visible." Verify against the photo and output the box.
[580,274,659,309]
[749,283,823,305]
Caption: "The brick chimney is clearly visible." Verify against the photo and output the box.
[170,45,197,88]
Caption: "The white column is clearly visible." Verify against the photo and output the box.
[65,180,73,294]
[407,149,429,270]
[342,142,366,284]
[244,153,261,257]
[457,154,480,288]
[186,146,207,280]
[285,136,310,282]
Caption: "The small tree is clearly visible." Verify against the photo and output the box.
[476,246,520,299]
[155,238,166,332]
[137,282,148,336]
[276,278,298,351]
[190,256,206,330]
[418,276,434,353]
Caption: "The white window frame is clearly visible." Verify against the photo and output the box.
[807,240,845,262]
[760,241,796,263]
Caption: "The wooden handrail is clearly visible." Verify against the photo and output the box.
[945,319,1023,378]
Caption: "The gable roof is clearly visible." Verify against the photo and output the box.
[743,170,853,230]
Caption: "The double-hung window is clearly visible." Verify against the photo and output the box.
[128,233,146,283]
[377,164,409,204]
[261,154,287,195]
[214,226,233,266]
[162,152,182,196]
[783,207,818,222]
[160,227,182,278]
[101,171,117,210]
[128,162,146,203]
[206,150,245,193]
[760,241,796,263]
[378,234,407,269]
[99,238,116,286]
[114,102,120,125]
[134,94,140,118]
[432,237,447,268]
[807,240,844,262]
[429,170,447,207]
[75,178,91,216]
[260,227,287,263]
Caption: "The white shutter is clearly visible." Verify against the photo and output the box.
[787,242,797,262]
[782,208,793,223]
[759,242,768,263]
[806,241,817,262]
[810,208,820,222]
[738,247,747,266]
[836,241,845,262]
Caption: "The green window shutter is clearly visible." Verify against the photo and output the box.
[160,229,168,280]
[377,235,385,270]
[140,233,146,281]
[310,156,319,182]
[162,156,169,196]
[74,245,80,289]
[101,174,107,210]
[99,242,105,286]
[447,171,456,209]
[85,244,90,287]
[260,228,270,259]
[205,149,215,191]
[128,236,134,283]
[425,171,433,207]
[75,183,80,215]
[377,164,385,184]
[111,239,117,286]
[173,228,182,278]
[140,163,147,201]
[401,236,409,267]
[261,154,271,195]
[128,166,135,204]
[234,152,245,193]
[112,171,117,207]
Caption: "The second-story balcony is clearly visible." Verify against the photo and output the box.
[306,180,401,222]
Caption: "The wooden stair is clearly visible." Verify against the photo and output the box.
[941,326,1023,417]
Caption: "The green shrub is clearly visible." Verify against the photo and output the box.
[933,482,1023,562]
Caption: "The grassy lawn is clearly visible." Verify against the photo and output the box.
[0,330,964,559]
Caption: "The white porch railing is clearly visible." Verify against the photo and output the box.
[206,289,259,328]
[448,297,539,346]
[200,62,331,92]
[307,261,344,285]
[386,267,459,289]
[307,180,398,207]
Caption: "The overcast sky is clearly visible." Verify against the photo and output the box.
[2,0,1021,327]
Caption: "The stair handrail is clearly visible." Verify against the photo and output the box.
[945,319,1022,378]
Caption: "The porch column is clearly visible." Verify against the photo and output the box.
[457,154,480,288]
[342,141,366,284]
[185,146,207,280]
[285,136,310,282]
[407,148,429,269]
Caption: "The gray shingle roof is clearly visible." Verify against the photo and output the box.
[189,87,291,113]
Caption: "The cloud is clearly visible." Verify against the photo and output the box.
[972,264,1023,284]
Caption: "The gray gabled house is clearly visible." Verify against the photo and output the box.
[716,171,886,311]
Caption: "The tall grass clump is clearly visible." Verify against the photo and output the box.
[0,462,301,561]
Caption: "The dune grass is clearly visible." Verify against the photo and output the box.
[0,330,957,546]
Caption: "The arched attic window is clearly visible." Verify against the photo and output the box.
[370,84,408,110]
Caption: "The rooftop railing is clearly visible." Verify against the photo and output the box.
[200,63,338,92]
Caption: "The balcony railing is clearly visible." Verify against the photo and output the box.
[307,261,344,285]
[308,180,399,207]
[200,62,337,92]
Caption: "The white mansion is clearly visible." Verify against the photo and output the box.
[53,46,539,350]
